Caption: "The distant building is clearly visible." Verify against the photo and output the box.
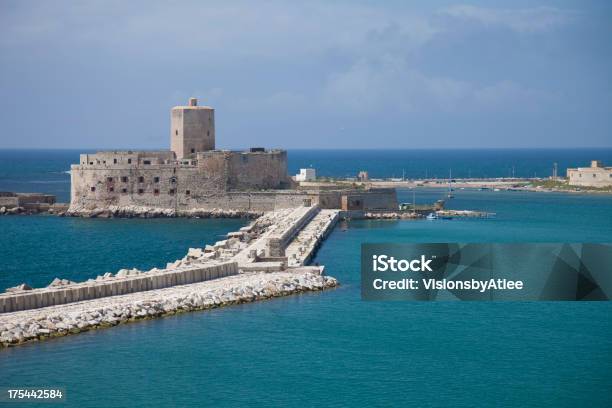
[295,168,316,182]
[357,171,369,181]
[567,160,612,188]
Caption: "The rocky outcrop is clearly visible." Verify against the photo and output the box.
[47,278,77,288]
[5,284,32,293]
[64,205,262,219]
[0,272,338,347]
[363,211,422,219]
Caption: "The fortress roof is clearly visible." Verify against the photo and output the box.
[172,97,213,110]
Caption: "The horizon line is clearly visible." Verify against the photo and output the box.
[2,146,612,151]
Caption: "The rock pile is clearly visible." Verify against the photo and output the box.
[0,206,26,215]
[5,283,32,293]
[0,272,338,347]
[65,205,262,219]
[47,278,77,288]
[363,212,422,219]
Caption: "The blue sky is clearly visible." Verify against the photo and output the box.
[0,0,610,149]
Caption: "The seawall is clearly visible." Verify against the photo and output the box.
[1,205,342,347]
[0,261,238,314]
[0,270,338,347]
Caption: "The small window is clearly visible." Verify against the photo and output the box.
[138,176,144,183]
[154,189,160,195]
[207,130,210,136]
[108,187,114,192]
[90,186,96,192]
[190,148,195,154]
[593,174,596,178]
[143,160,151,165]
[103,160,106,164]
[175,130,178,136]
[113,158,117,164]
[121,188,127,194]
[138,189,144,194]
[169,189,175,195]
[185,190,190,196]
[154,176,160,183]
[170,177,177,183]
[89,162,93,165]
[128,158,132,164]
[121,176,128,182]
[106,177,113,182]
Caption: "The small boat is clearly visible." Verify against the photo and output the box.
[426,212,438,220]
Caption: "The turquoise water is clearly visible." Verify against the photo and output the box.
[1,151,612,407]
[0,217,245,291]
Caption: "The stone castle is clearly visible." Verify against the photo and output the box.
[567,160,612,188]
[69,98,396,214]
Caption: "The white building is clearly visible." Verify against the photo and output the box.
[295,168,316,182]
[567,160,612,188]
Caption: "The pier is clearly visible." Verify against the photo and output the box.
[0,204,340,346]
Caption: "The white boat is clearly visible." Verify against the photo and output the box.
[426,212,438,220]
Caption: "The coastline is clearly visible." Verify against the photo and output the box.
[340,179,612,195]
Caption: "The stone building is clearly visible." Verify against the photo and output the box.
[567,160,612,188]
[70,98,398,213]
[295,168,316,182]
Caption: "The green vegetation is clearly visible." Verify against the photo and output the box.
[529,179,612,192]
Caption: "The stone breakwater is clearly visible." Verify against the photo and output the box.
[0,271,338,348]
[64,205,262,219]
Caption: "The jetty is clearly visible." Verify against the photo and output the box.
[0,204,340,347]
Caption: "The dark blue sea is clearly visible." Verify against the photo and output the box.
[0,149,611,407]
[2,148,612,202]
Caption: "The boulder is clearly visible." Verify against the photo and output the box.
[7,206,24,215]
[47,278,75,287]
[5,283,33,293]
[187,248,204,259]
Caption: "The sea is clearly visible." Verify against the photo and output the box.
[0,149,611,407]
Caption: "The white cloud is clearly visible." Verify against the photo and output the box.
[0,1,574,120]
[321,57,558,114]
[440,5,576,33]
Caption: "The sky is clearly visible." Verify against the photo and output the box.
[0,0,611,149]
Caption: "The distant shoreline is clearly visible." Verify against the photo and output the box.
[327,178,612,195]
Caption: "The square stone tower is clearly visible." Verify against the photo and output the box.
[171,97,215,159]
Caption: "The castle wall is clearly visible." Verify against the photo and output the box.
[70,150,293,211]
[227,150,289,190]
[567,167,612,187]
